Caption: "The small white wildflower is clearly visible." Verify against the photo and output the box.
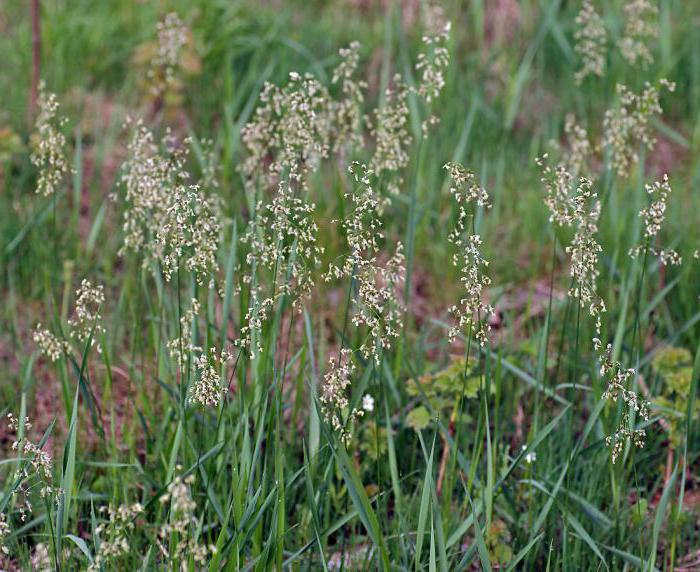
[520,445,537,464]
[362,394,375,413]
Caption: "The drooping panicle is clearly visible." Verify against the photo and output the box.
[444,162,493,347]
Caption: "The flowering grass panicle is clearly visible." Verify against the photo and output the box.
[536,154,575,226]
[167,298,201,369]
[593,338,650,463]
[149,12,189,96]
[120,121,220,285]
[8,414,56,506]
[327,163,386,270]
[89,503,144,571]
[444,162,493,347]
[166,299,231,406]
[327,163,404,362]
[120,120,173,254]
[422,2,449,37]
[618,0,657,68]
[35,280,106,358]
[564,115,592,176]
[0,512,9,556]
[574,0,607,84]
[629,174,682,266]
[331,41,367,153]
[241,72,332,184]
[632,174,671,239]
[158,473,215,566]
[31,85,69,197]
[68,279,105,351]
[539,155,606,331]
[367,19,453,187]
[415,21,451,103]
[566,178,606,332]
[190,349,231,407]
[33,324,68,362]
[602,80,675,178]
[236,168,323,356]
[156,182,221,285]
[444,162,490,208]
[321,349,363,445]
[370,75,411,193]
[352,244,405,361]
[234,293,274,359]
[606,413,646,464]
[244,171,323,304]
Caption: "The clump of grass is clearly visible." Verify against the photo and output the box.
[1,1,700,570]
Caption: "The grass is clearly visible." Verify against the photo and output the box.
[1,0,700,569]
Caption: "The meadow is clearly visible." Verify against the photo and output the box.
[1,0,700,569]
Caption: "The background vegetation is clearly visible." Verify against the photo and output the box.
[1,0,699,569]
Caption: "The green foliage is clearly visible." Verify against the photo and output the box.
[1,0,700,570]
[406,357,487,430]
[652,346,700,446]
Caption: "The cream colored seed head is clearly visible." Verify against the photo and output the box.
[444,162,493,347]
[619,0,658,68]
[574,0,607,84]
[31,84,69,197]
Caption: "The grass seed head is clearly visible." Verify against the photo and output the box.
[619,0,658,68]
[444,162,493,347]
[149,12,189,97]
[31,84,69,197]
[68,279,106,352]
[602,80,674,178]
[629,174,682,266]
[574,0,607,84]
